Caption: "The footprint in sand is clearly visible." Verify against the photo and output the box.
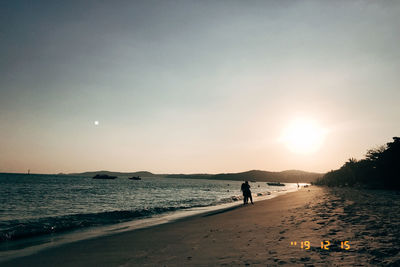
[300,256,311,262]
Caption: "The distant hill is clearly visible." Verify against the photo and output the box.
[69,170,156,178]
[167,170,322,183]
[70,169,322,183]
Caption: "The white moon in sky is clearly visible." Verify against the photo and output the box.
[94,120,99,126]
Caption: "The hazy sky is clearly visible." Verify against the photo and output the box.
[1,1,399,174]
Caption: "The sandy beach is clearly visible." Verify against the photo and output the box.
[3,186,400,266]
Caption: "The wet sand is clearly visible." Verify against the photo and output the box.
[3,186,400,266]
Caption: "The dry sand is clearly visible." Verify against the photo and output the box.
[3,186,400,266]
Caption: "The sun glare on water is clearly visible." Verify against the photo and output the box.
[281,118,326,154]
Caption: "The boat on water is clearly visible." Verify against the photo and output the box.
[129,176,141,180]
[93,174,117,179]
[266,182,285,186]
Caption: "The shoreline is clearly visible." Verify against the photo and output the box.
[0,187,297,263]
[4,186,399,266]
[2,187,312,266]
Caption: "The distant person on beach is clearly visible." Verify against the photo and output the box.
[240,181,247,204]
[241,181,253,204]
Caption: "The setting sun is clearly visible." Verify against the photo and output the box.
[281,118,326,154]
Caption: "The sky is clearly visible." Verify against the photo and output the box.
[1,0,400,174]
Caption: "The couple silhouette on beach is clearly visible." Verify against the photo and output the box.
[241,181,253,205]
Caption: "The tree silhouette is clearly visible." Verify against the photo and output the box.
[314,137,400,190]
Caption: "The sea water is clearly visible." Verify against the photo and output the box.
[0,173,298,260]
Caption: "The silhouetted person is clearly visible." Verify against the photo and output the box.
[241,181,253,204]
[241,181,247,203]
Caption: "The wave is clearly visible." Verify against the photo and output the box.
[0,206,191,242]
[0,195,244,242]
[0,190,273,243]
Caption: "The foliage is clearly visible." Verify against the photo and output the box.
[314,137,400,189]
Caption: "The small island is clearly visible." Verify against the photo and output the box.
[92,174,117,179]
[267,182,285,186]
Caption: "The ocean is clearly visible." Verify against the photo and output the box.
[0,173,298,260]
